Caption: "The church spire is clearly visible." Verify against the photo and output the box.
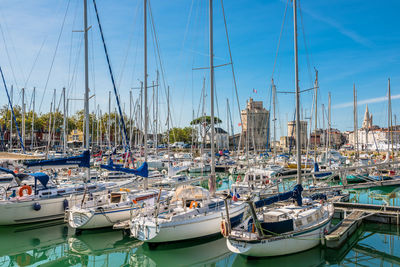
[362,104,372,129]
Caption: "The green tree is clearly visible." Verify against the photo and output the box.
[165,127,197,144]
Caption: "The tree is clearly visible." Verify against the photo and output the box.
[190,115,222,145]
[165,127,197,144]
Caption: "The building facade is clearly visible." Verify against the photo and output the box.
[287,120,308,149]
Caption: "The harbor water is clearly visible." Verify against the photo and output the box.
[0,185,399,267]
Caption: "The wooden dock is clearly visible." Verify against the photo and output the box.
[325,210,364,248]
[325,202,400,248]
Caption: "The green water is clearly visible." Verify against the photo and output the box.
[0,221,399,267]
[1,186,400,267]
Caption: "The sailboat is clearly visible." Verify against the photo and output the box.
[0,0,131,226]
[224,0,334,257]
[130,0,247,244]
[66,161,165,230]
[0,152,124,225]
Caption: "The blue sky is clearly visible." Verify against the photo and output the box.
[0,0,399,137]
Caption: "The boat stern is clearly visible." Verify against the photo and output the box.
[67,207,94,229]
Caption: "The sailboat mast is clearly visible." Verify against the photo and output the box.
[144,0,148,189]
[108,91,111,147]
[10,85,13,150]
[63,87,66,154]
[84,0,90,181]
[156,71,159,154]
[167,86,170,170]
[129,90,133,150]
[314,71,318,163]
[388,78,393,158]
[293,0,301,185]
[32,87,35,150]
[328,92,331,151]
[272,79,277,163]
[353,84,358,159]
[209,0,216,194]
[22,87,25,150]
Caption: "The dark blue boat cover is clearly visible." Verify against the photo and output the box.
[24,151,90,168]
[100,159,148,178]
[254,184,303,208]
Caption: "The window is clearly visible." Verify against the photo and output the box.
[295,219,303,227]
[306,216,313,224]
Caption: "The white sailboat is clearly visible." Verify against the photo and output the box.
[130,0,247,244]
[67,189,161,230]
[225,0,334,257]
[0,0,118,226]
[0,163,126,225]
[131,185,246,243]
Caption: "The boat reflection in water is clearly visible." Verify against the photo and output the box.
[68,228,142,255]
[231,245,325,267]
[0,220,77,266]
[68,228,142,266]
[0,220,399,266]
[130,235,233,266]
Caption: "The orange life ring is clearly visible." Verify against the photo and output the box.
[16,253,32,266]
[68,169,72,176]
[189,201,199,209]
[132,199,138,204]
[19,185,32,197]
[220,220,229,237]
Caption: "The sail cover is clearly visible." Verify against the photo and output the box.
[24,150,90,168]
[254,184,303,208]
[0,166,16,177]
[100,160,148,178]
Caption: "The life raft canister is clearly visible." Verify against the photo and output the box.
[18,185,33,197]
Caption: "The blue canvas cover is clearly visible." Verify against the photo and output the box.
[100,160,148,178]
[254,184,303,208]
[313,163,332,178]
[0,166,16,177]
[30,172,50,188]
[25,150,90,168]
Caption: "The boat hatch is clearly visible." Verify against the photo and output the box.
[110,193,122,203]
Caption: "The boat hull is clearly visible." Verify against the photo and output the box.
[0,196,81,225]
[68,207,136,229]
[131,203,246,243]
[226,219,331,257]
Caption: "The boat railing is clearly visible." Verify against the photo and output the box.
[230,228,259,240]
[0,186,6,200]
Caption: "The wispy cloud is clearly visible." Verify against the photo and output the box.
[300,5,374,48]
[333,94,400,109]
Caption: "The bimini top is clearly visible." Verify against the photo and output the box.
[172,185,210,202]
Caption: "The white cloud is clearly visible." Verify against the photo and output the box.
[333,94,400,109]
